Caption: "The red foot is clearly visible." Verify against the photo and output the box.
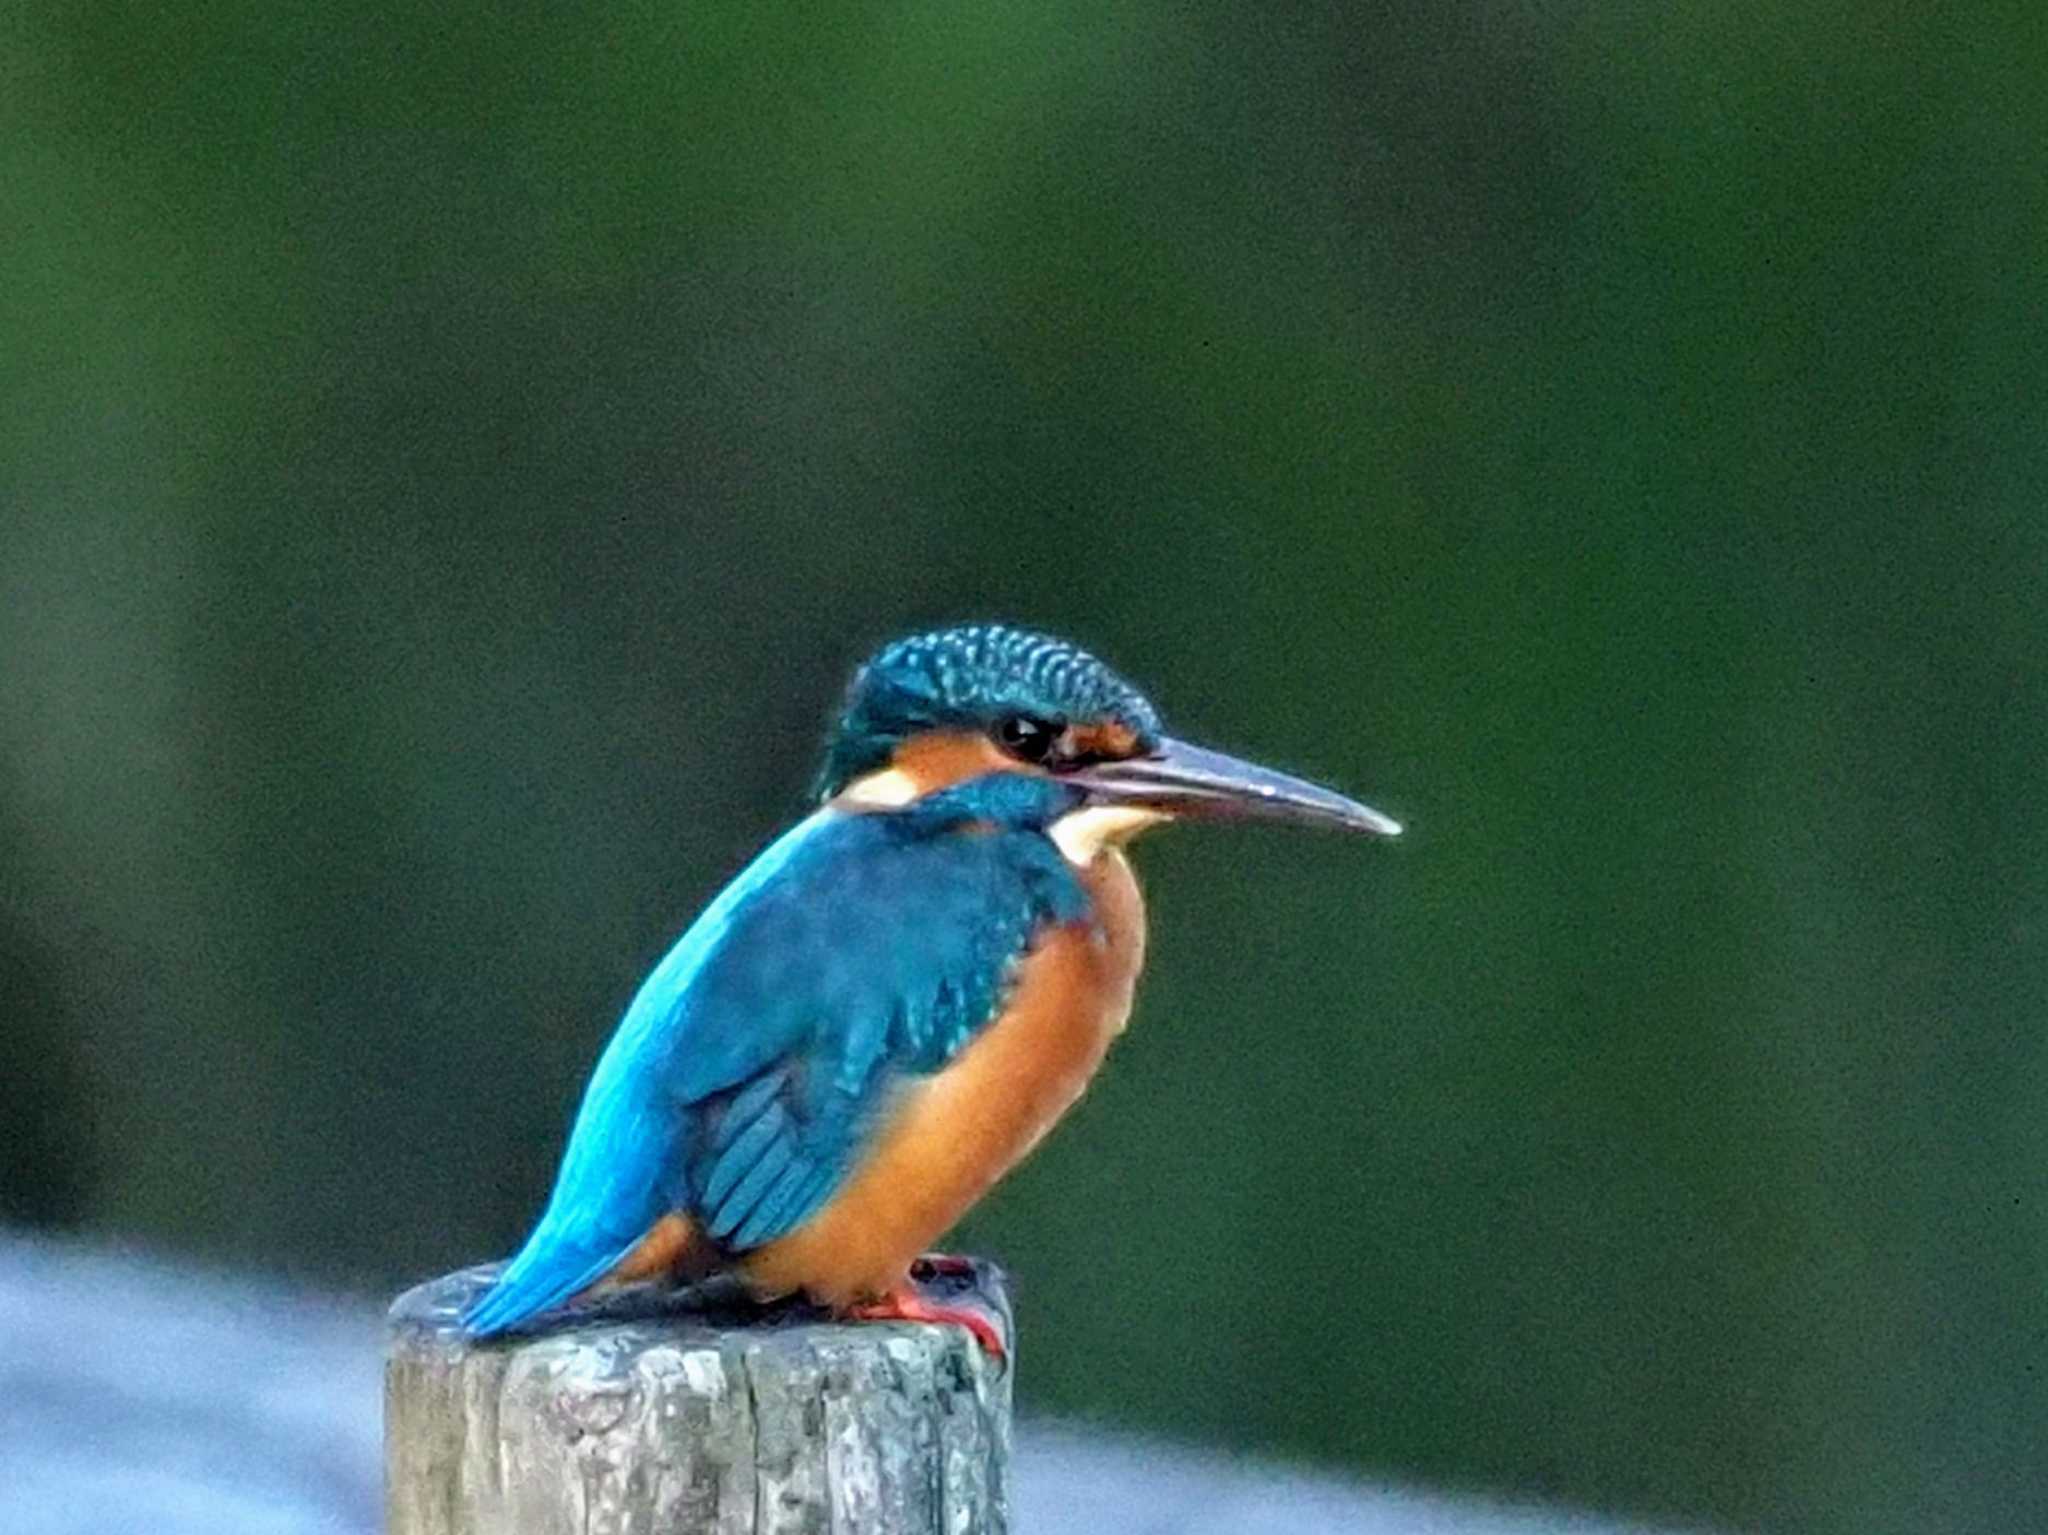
[909,1253,977,1280]
[848,1284,1008,1362]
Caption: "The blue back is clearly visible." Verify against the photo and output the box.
[463,774,1091,1334]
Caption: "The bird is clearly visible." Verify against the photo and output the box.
[462,623,1400,1356]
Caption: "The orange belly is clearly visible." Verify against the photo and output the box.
[742,849,1148,1306]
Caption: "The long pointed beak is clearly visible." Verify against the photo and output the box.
[1069,736,1402,837]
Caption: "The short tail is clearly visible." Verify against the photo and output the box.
[462,1224,634,1338]
[462,1034,687,1337]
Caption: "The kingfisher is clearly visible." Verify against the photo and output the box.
[463,624,1400,1356]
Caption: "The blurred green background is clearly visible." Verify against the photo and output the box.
[4,1,2045,1531]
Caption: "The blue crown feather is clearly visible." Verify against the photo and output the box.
[815,623,1162,798]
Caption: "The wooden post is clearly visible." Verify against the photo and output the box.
[386,1263,1013,1535]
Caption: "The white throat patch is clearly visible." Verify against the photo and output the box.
[835,766,920,808]
[839,769,1168,865]
[1050,805,1169,866]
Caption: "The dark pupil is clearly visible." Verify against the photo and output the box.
[996,715,1058,762]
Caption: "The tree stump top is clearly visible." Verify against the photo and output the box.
[386,1262,1014,1535]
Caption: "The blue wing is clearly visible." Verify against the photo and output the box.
[463,793,1087,1335]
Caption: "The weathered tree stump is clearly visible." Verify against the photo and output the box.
[386,1263,1013,1535]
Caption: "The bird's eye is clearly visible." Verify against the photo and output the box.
[994,714,1061,764]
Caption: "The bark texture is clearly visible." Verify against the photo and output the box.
[385,1263,1012,1535]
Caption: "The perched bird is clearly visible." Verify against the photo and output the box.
[463,624,1399,1355]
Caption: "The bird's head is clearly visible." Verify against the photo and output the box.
[815,623,1400,863]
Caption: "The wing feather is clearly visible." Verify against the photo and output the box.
[464,799,1087,1336]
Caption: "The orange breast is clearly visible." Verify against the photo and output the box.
[742,850,1148,1306]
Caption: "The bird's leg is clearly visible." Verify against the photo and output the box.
[908,1252,977,1280]
[846,1281,1008,1362]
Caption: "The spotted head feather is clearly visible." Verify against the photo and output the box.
[813,624,1163,800]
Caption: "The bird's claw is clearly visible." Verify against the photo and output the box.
[847,1279,1008,1363]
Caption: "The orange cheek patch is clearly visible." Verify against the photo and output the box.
[890,731,1022,794]
[1066,720,1142,759]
